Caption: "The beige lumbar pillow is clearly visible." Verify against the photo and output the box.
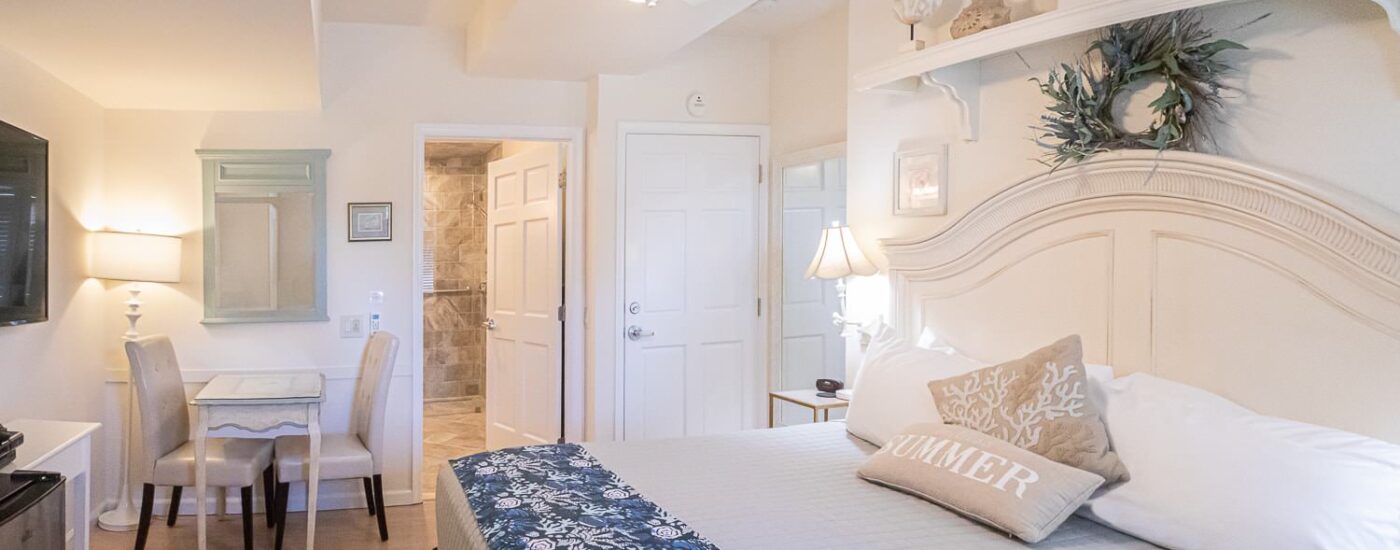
[859,423,1105,543]
[927,335,1129,483]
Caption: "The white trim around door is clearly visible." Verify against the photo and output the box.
[411,124,587,503]
[614,122,771,440]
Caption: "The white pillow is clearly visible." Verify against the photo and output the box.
[913,328,1115,385]
[1080,374,1400,549]
[845,324,984,446]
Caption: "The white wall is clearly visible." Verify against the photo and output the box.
[0,43,109,509]
[585,35,772,440]
[845,0,1400,308]
[98,21,586,507]
[769,4,849,156]
[2,18,770,511]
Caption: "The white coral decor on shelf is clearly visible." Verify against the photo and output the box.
[893,0,937,24]
[893,0,939,51]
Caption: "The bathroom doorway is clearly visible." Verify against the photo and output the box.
[417,136,576,499]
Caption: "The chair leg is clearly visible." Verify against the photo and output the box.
[263,465,276,527]
[362,477,376,516]
[372,474,388,541]
[166,486,182,527]
[274,482,290,550]
[241,486,254,550]
[134,484,155,550]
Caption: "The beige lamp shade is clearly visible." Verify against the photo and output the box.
[805,223,878,280]
[90,230,183,283]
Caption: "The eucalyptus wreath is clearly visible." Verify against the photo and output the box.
[1033,10,1257,168]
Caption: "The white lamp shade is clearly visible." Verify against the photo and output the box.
[805,224,878,280]
[90,231,183,283]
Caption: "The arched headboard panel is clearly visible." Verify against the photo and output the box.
[882,151,1400,443]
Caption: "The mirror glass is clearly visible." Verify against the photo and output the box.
[201,149,328,323]
[214,191,316,312]
[775,153,847,425]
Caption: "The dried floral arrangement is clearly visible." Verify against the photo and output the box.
[1032,10,1261,168]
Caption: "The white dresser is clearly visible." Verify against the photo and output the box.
[1,419,101,550]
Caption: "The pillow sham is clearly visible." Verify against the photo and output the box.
[1080,373,1400,549]
[927,335,1129,483]
[859,423,1105,544]
[846,323,984,447]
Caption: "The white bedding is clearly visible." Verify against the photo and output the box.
[437,422,1156,549]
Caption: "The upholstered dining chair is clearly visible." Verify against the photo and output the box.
[125,335,276,550]
[273,331,400,549]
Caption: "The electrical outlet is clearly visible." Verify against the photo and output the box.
[340,315,366,338]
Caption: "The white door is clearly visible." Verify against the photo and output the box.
[623,133,762,440]
[777,156,846,426]
[485,143,564,449]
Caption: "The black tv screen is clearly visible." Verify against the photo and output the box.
[0,120,47,327]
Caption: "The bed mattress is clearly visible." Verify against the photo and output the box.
[436,422,1157,549]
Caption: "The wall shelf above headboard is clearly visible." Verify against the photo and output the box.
[852,0,1400,142]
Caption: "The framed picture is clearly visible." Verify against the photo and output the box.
[348,202,392,242]
[893,146,949,216]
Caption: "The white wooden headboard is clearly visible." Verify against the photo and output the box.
[881,151,1400,444]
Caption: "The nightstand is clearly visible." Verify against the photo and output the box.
[768,389,849,427]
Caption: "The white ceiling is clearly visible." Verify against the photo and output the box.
[0,0,844,112]
[0,0,322,111]
[709,0,846,38]
[321,0,477,28]
[464,0,759,80]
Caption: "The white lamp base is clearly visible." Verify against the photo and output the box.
[100,286,144,532]
[98,504,142,532]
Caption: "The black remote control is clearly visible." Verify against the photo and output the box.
[9,470,60,482]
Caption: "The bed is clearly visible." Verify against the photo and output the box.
[437,422,1155,550]
[437,151,1400,549]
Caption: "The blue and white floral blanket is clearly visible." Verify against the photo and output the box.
[449,444,719,550]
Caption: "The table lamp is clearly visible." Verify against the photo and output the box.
[90,230,182,531]
[805,222,878,330]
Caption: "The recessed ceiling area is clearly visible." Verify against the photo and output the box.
[321,0,477,28]
[465,0,759,80]
[0,0,322,111]
[708,0,846,38]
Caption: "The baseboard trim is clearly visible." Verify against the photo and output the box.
[93,484,418,522]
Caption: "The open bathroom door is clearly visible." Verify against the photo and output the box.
[483,143,564,449]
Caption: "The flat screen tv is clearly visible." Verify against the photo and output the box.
[0,120,48,327]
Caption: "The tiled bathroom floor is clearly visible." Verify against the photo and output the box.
[423,399,486,498]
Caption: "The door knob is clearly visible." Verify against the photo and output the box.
[482,318,497,330]
[626,325,655,341]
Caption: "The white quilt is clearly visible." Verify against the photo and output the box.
[437,422,1156,549]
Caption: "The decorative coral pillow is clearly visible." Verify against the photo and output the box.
[927,335,1128,483]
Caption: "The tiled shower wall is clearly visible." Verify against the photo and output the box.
[423,144,499,406]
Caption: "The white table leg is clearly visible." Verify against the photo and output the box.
[306,404,322,549]
[217,487,227,519]
[195,406,210,550]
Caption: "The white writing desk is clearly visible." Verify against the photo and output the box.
[191,374,323,550]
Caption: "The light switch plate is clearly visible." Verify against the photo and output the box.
[340,315,366,338]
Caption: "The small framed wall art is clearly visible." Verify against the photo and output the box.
[893,145,949,216]
[348,202,392,242]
